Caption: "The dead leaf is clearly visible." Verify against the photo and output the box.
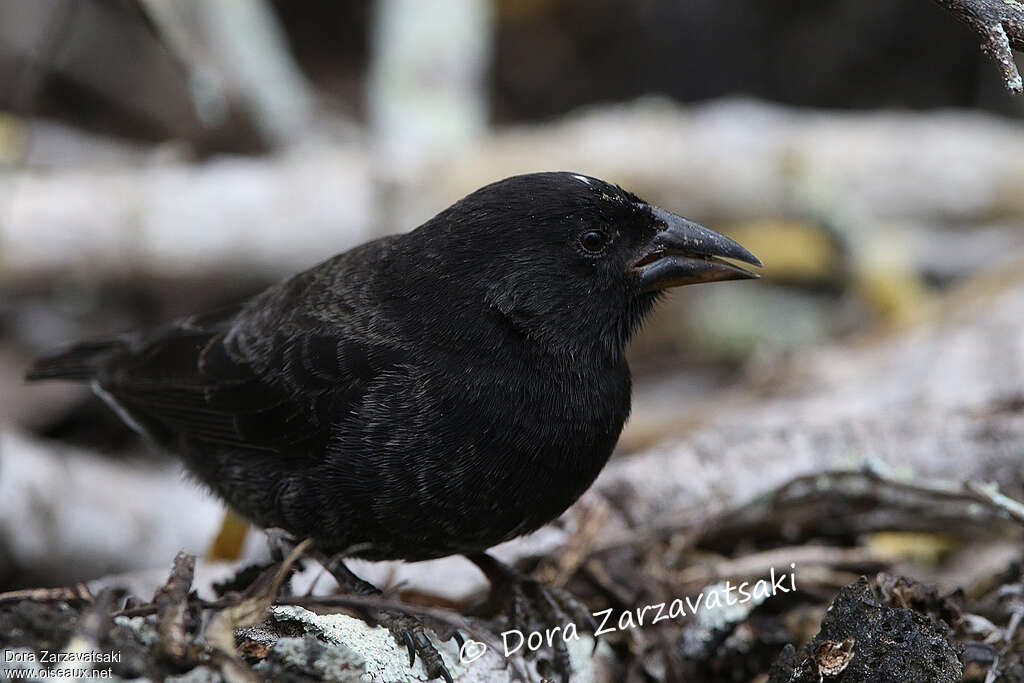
[204,538,312,653]
[814,637,855,677]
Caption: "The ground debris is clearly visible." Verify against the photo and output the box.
[766,576,962,682]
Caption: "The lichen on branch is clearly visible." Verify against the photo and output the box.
[934,0,1024,93]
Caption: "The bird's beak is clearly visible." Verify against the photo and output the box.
[632,207,763,292]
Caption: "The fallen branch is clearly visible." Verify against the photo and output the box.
[933,0,1024,93]
[965,480,1024,525]
[0,583,93,605]
[152,551,195,660]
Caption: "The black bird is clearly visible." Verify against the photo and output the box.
[27,172,761,680]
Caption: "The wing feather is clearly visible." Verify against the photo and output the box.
[102,322,393,455]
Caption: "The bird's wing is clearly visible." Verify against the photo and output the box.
[99,308,398,455]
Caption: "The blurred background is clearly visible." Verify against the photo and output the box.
[2,1,1024,679]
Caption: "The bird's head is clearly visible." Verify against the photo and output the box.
[398,172,762,358]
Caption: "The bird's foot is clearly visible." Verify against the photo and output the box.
[468,553,595,683]
[377,610,456,683]
[321,555,458,683]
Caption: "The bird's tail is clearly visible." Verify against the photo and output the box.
[25,339,125,381]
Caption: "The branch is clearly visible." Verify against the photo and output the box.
[0,583,93,606]
[934,0,1024,93]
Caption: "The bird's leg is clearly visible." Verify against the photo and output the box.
[467,552,597,683]
[319,555,383,597]
[264,527,299,562]
[319,554,457,683]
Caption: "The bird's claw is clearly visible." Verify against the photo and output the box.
[451,629,465,650]
[321,556,455,682]
[381,611,454,683]
[402,630,416,667]
[471,560,592,683]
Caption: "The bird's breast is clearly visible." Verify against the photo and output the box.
[437,358,631,537]
[322,354,632,558]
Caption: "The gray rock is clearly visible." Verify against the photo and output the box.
[166,665,224,683]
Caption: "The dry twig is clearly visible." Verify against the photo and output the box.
[152,551,195,660]
[933,0,1024,92]
[204,539,312,653]
[0,583,93,605]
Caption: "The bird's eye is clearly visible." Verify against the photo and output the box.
[580,230,607,253]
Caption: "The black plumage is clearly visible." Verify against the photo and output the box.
[27,172,761,678]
